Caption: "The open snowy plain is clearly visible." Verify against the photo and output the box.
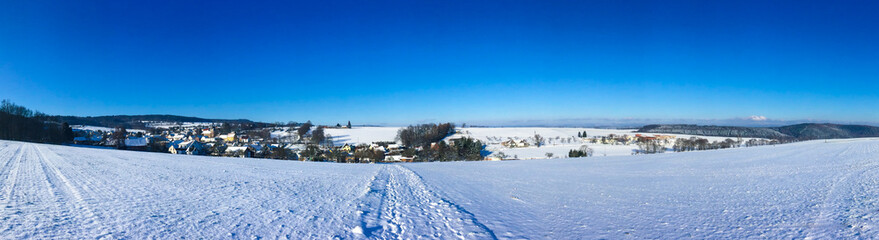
[1,139,878,239]
[326,127,763,158]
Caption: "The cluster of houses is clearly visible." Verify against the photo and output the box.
[71,125,418,163]
[501,139,530,148]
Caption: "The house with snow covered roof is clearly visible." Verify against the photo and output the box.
[168,140,207,155]
[225,146,255,158]
[501,139,530,148]
[124,137,149,151]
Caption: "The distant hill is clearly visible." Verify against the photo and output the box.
[638,123,879,140]
[774,123,879,140]
[56,115,256,129]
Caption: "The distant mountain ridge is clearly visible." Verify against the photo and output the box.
[56,115,255,129]
[638,123,879,140]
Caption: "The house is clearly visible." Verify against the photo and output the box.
[340,144,354,153]
[635,134,658,142]
[225,146,255,158]
[124,137,149,151]
[384,155,415,162]
[168,140,207,155]
[444,135,466,146]
[201,128,215,138]
[73,136,103,145]
[250,144,263,152]
[285,144,307,152]
[169,133,186,141]
[386,144,404,155]
[72,129,104,145]
[218,132,236,142]
[501,139,530,148]
[370,145,387,153]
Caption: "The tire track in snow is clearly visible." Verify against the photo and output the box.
[31,144,111,238]
[2,143,73,238]
[0,144,24,206]
[352,165,496,239]
[0,143,26,235]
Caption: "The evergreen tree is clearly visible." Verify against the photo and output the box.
[62,122,74,142]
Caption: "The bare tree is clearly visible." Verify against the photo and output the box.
[298,121,313,138]
[534,133,545,148]
[112,126,128,149]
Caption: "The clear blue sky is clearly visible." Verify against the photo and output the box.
[1,0,877,125]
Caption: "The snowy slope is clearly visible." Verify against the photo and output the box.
[408,139,879,239]
[2,139,878,239]
[0,141,380,239]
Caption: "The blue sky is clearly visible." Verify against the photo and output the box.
[1,0,877,126]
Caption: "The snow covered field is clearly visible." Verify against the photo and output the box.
[324,127,401,145]
[72,125,147,133]
[325,127,762,158]
[1,139,878,238]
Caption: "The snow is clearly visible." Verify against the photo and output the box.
[72,125,147,133]
[323,127,764,158]
[225,146,250,152]
[123,137,148,147]
[2,139,878,238]
[324,127,400,146]
[144,122,217,129]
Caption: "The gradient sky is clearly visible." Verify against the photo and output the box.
[1,0,877,125]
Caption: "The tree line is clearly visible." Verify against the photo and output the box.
[0,100,73,144]
[396,123,485,161]
[397,123,455,148]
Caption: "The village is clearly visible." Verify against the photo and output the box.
[70,122,421,163]
[69,122,783,163]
